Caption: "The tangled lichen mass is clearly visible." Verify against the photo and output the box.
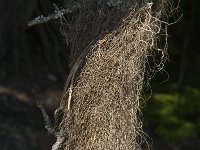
[29,0,172,150]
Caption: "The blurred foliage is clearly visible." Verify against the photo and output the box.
[143,85,200,141]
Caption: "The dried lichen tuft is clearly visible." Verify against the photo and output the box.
[51,0,172,149]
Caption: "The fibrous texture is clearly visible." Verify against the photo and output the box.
[54,0,170,149]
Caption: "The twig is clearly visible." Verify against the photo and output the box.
[37,102,66,150]
[37,102,54,133]
[28,1,146,27]
[28,4,81,27]
[52,136,65,150]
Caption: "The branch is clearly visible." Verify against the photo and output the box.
[37,102,54,133]
[28,4,81,27]
[28,1,145,27]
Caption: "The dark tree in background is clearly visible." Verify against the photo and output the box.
[0,1,67,150]
[0,0,68,77]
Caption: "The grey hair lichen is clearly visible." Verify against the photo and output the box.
[51,1,173,150]
[27,0,176,150]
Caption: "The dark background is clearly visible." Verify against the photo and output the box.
[0,0,199,149]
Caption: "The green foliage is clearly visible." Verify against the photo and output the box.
[144,85,200,141]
